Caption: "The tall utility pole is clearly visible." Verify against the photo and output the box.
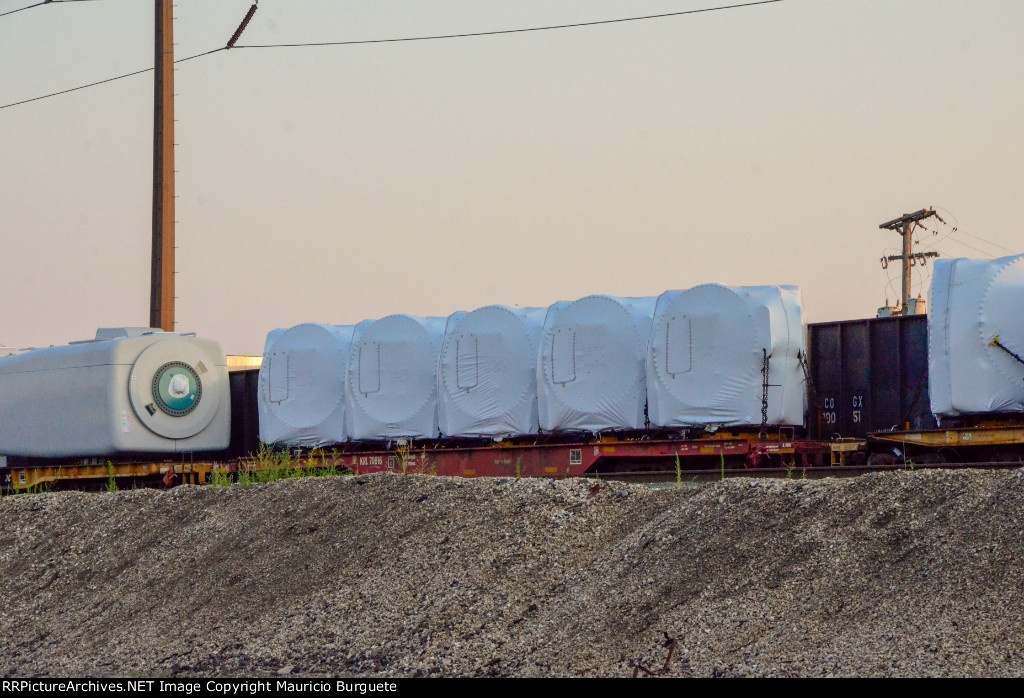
[150,0,175,332]
[879,208,941,312]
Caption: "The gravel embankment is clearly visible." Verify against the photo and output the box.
[2,469,1024,677]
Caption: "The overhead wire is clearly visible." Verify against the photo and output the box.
[232,0,785,49]
[0,1,46,18]
[0,48,225,110]
[950,229,1019,256]
[0,0,107,19]
[1,0,785,110]
[940,236,1004,258]
[932,206,1020,257]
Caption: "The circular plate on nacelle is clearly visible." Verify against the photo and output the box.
[128,338,222,440]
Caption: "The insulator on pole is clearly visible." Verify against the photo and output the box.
[227,3,258,49]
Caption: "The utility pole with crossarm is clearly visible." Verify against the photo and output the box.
[879,208,943,314]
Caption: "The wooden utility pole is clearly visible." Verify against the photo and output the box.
[150,0,175,331]
[879,208,941,312]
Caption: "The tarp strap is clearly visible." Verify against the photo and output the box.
[759,349,770,439]
[991,337,1024,380]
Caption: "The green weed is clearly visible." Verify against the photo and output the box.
[208,467,234,488]
[219,444,350,489]
[105,462,119,493]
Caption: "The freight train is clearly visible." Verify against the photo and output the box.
[2,255,1022,489]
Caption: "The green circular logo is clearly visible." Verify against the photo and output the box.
[152,361,202,417]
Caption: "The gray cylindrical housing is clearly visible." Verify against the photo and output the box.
[0,332,230,457]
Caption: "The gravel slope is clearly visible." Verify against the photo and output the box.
[2,469,1023,677]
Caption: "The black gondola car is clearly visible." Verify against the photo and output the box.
[808,315,936,439]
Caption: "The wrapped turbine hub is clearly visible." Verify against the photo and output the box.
[538,295,656,432]
[647,285,806,427]
[346,314,447,440]
[438,305,547,438]
[0,330,230,457]
[258,323,357,447]
[929,255,1024,416]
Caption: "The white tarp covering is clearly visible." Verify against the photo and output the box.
[538,295,656,432]
[438,305,547,438]
[346,314,447,440]
[929,255,1024,416]
[646,284,806,428]
[258,323,357,447]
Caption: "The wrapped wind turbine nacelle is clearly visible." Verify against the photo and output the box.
[258,323,356,447]
[538,295,656,432]
[928,255,1024,416]
[438,305,546,438]
[346,315,447,440]
[647,285,806,428]
[0,329,229,458]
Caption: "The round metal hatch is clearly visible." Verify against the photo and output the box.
[152,361,203,416]
[128,338,222,440]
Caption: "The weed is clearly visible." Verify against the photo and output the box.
[515,456,522,479]
[393,443,413,474]
[221,443,350,489]
[720,451,726,480]
[208,467,234,488]
[105,462,118,493]
[13,481,50,496]
[675,454,683,490]
[236,469,256,489]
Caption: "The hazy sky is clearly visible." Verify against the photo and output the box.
[2,0,1022,355]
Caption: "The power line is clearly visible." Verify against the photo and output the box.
[951,229,1019,256]
[233,0,785,49]
[1,1,782,110]
[0,0,106,20]
[0,2,45,18]
[0,48,224,110]
[933,206,1020,256]
[942,235,1012,258]
[0,1,47,18]
[919,214,1020,257]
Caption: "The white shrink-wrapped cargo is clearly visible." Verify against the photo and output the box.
[929,255,1024,416]
[647,285,806,428]
[346,314,447,440]
[438,305,547,438]
[258,323,357,447]
[0,329,230,457]
[538,295,656,432]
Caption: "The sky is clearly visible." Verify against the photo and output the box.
[1,0,1022,355]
